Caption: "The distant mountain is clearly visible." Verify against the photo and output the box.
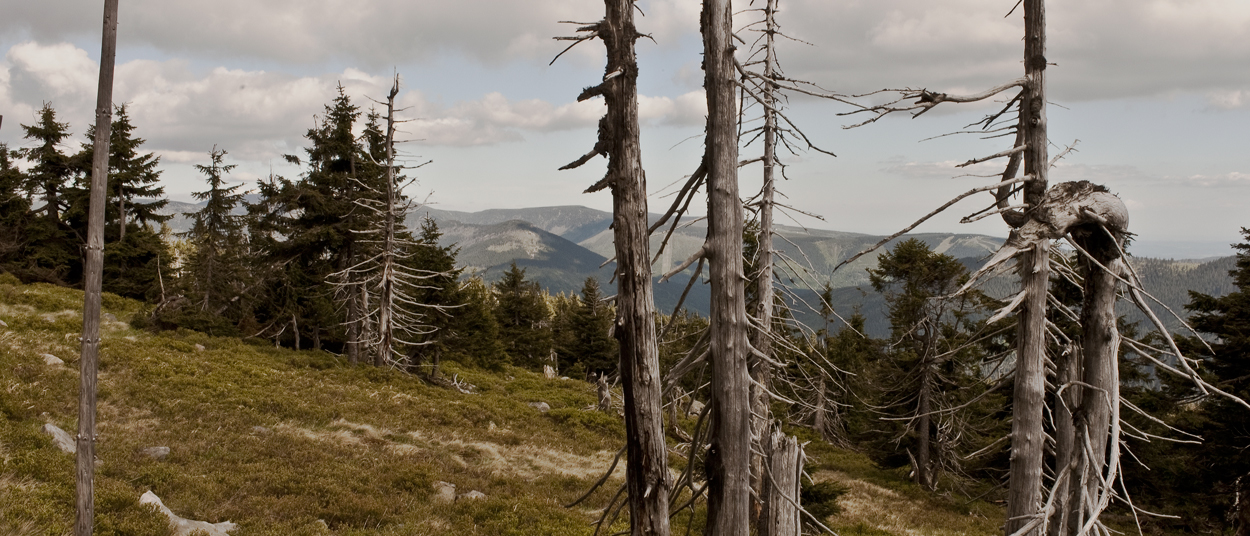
[158,202,1235,338]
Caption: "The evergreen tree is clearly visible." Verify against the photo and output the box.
[446,277,507,370]
[0,144,31,269]
[405,216,465,374]
[493,262,553,369]
[16,104,78,283]
[569,277,617,377]
[73,104,169,241]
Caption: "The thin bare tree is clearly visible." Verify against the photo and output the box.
[554,1,671,532]
[76,1,118,534]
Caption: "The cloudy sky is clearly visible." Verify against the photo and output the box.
[2,0,1247,257]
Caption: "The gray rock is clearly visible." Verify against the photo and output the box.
[0,319,8,327]
[194,344,206,352]
[141,446,171,460]
[103,313,118,323]
[140,491,238,536]
[432,481,456,503]
[251,426,271,434]
[687,400,705,417]
[42,423,75,454]
[528,401,551,413]
[41,354,64,366]
[457,490,487,501]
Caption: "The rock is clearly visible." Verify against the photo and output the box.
[41,354,64,366]
[42,423,76,454]
[140,491,238,536]
[687,400,705,417]
[0,319,8,327]
[457,490,487,501]
[528,401,551,413]
[103,313,118,323]
[251,426,271,434]
[432,481,456,503]
[194,344,206,352]
[141,446,171,460]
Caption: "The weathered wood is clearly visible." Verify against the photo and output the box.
[1005,0,1050,533]
[749,0,780,520]
[1048,342,1081,536]
[759,423,803,536]
[703,0,751,534]
[77,1,118,534]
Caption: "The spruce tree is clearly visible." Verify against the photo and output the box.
[493,262,553,369]
[16,104,78,283]
[570,277,617,377]
[73,104,169,241]
[0,144,31,269]
[406,216,465,374]
[176,147,247,331]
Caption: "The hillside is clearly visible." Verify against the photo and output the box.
[0,277,1009,536]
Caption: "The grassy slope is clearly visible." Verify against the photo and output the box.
[0,275,1003,536]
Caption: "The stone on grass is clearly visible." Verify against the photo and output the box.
[0,319,8,327]
[41,354,64,366]
[42,423,75,454]
[687,399,705,417]
[103,313,118,323]
[433,481,457,503]
[457,490,487,501]
[194,344,206,352]
[141,446,170,460]
[140,491,238,536]
[528,401,551,413]
[251,426,271,434]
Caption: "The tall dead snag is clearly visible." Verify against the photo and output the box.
[759,421,803,536]
[555,2,671,533]
[704,0,752,533]
[77,0,118,534]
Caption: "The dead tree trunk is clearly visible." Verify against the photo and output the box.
[76,1,118,534]
[555,3,671,532]
[916,358,934,489]
[759,422,803,536]
[1049,342,1081,536]
[1064,222,1123,536]
[376,81,401,366]
[1005,1,1050,533]
[749,0,780,515]
[703,0,752,533]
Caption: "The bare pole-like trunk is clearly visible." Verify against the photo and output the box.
[1065,230,1121,536]
[1049,342,1082,536]
[703,0,751,533]
[347,292,360,365]
[601,2,672,534]
[76,1,118,533]
[917,356,933,489]
[376,80,401,367]
[749,0,780,513]
[1005,1,1050,533]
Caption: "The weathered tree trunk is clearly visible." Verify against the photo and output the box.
[347,291,360,365]
[597,374,612,413]
[118,192,126,241]
[749,0,780,518]
[759,423,803,536]
[76,1,118,534]
[595,2,673,533]
[703,0,751,534]
[1004,1,1050,533]
[916,362,933,489]
[1049,342,1082,536]
[292,314,300,351]
[1064,227,1122,535]
[376,81,400,368]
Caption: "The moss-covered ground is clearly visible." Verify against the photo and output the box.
[1,274,1005,535]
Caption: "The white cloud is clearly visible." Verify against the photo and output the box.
[1180,172,1250,188]
[880,158,1006,180]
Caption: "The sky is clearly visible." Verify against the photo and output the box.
[1,0,1247,258]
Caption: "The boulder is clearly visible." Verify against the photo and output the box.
[103,313,118,323]
[0,319,8,327]
[687,399,705,417]
[41,354,64,366]
[528,401,551,413]
[141,446,171,460]
[42,423,75,454]
[140,491,238,536]
[432,481,457,503]
[194,344,206,352]
[457,490,487,501]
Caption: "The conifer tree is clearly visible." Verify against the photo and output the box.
[182,147,246,316]
[493,262,553,369]
[0,144,31,269]
[73,104,169,241]
[448,276,508,371]
[405,216,465,374]
[16,104,78,283]
[570,277,617,377]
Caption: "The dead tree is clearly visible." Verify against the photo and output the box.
[554,2,671,533]
[759,421,804,536]
[704,1,752,533]
[77,1,118,534]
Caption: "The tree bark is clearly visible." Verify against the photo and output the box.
[749,0,780,518]
[703,1,751,534]
[1049,342,1081,536]
[1005,1,1050,533]
[601,4,672,534]
[76,1,118,534]
[917,361,933,489]
[1065,229,1121,535]
[760,422,802,536]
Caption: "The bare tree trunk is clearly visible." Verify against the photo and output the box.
[703,1,751,534]
[594,2,673,534]
[760,422,802,536]
[292,314,300,351]
[376,81,401,367]
[347,290,360,365]
[76,2,117,534]
[1049,342,1082,536]
[598,374,612,413]
[1005,1,1050,533]
[749,0,780,517]
[118,192,126,242]
[917,363,933,489]
[1065,231,1121,535]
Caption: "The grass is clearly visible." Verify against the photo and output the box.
[1,274,1007,535]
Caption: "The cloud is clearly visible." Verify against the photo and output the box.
[880,158,1006,180]
[1179,172,1250,188]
